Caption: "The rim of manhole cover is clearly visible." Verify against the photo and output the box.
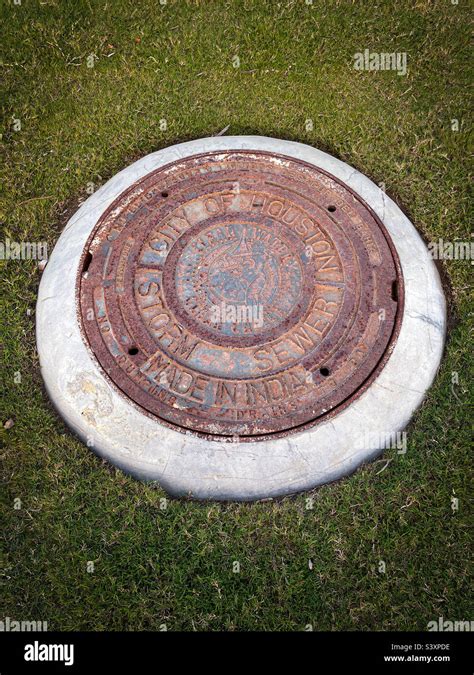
[37,136,446,500]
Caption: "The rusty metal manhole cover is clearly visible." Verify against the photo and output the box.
[78,151,402,439]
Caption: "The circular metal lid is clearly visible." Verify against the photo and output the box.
[78,150,402,439]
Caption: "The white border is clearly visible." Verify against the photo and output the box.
[36,137,446,500]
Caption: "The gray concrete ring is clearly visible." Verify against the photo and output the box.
[36,136,446,500]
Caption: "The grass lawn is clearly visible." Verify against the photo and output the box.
[1,0,472,631]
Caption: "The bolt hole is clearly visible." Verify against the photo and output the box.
[391,280,398,302]
[128,346,139,356]
[327,205,337,212]
[320,367,330,377]
[82,251,93,275]
[161,191,169,198]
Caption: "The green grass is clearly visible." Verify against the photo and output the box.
[0,0,472,631]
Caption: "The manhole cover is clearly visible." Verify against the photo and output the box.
[78,151,401,438]
[37,136,446,500]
